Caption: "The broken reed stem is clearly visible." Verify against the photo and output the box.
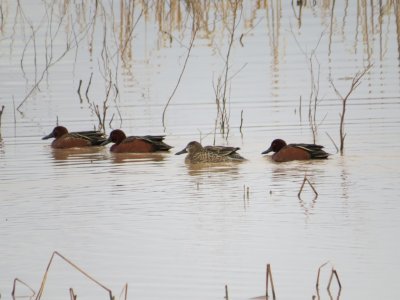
[11,278,35,297]
[225,284,229,300]
[162,18,197,129]
[325,131,339,154]
[69,288,77,300]
[35,251,114,300]
[298,175,318,198]
[327,268,342,291]
[315,261,329,289]
[119,283,128,300]
[266,264,276,299]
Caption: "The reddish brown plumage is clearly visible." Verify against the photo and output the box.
[262,138,329,162]
[42,126,106,149]
[110,138,156,153]
[103,129,172,153]
[270,146,311,162]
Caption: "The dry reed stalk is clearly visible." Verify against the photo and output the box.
[15,0,103,112]
[290,27,324,143]
[119,283,128,300]
[330,64,372,155]
[315,261,329,289]
[11,277,35,298]
[35,251,114,300]
[17,1,76,112]
[327,268,342,291]
[119,7,144,64]
[162,17,198,129]
[325,132,339,154]
[213,0,242,138]
[314,261,342,299]
[69,288,77,300]
[266,264,276,299]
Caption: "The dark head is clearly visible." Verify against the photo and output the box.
[42,126,69,140]
[175,141,203,155]
[101,129,127,146]
[261,139,287,154]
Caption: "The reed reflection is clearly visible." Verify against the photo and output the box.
[268,159,327,218]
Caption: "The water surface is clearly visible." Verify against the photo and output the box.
[1,1,400,299]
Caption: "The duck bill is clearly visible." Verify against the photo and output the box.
[100,138,112,146]
[261,146,273,155]
[42,132,54,140]
[175,148,187,155]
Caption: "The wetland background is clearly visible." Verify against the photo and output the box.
[1,0,400,299]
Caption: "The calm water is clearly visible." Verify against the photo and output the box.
[1,1,400,299]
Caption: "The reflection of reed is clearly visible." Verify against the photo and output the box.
[0,105,4,137]
[266,0,282,97]
[4,0,400,116]
[395,1,400,59]
[269,161,326,217]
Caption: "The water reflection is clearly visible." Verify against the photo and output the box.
[337,156,350,201]
[183,162,242,177]
[268,158,328,217]
[109,152,168,164]
[48,147,108,162]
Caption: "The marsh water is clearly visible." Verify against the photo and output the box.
[1,1,400,299]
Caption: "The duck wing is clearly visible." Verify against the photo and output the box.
[204,145,245,160]
[290,143,329,159]
[204,145,239,155]
[71,131,107,145]
[124,135,173,151]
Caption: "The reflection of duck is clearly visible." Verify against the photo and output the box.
[110,152,167,164]
[184,160,241,177]
[176,141,246,163]
[42,126,106,149]
[102,129,172,153]
[262,139,330,162]
[50,147,107,161]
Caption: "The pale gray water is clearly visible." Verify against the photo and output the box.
[1,1,400,299]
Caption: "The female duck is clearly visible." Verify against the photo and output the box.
[262,138,329,162]
[102,129,172,153]
[176,141,245,163]
[42,126,106,149]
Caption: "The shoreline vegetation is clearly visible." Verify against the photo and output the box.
[0,1,393,137]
